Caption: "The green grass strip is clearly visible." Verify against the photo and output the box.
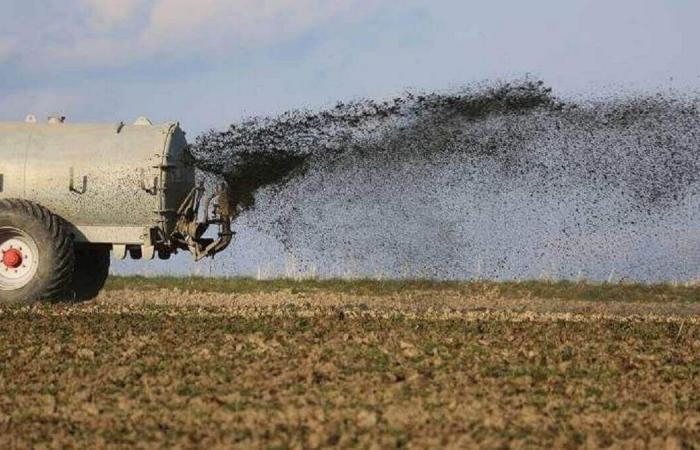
[104,276,700,303]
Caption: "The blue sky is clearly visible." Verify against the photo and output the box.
[3,0,697,279]
[1,0,699,135]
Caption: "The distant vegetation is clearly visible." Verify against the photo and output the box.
[105,276,700,303]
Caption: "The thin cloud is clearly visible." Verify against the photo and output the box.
[0,37,16,63]
[80,0,149,30]
[18,0,382,70]
[143,0,371,48]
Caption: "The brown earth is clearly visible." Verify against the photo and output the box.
[0,287,698,449]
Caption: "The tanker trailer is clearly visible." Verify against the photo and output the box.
[0,115,234,303]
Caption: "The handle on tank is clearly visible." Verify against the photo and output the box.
[69,167,87,194]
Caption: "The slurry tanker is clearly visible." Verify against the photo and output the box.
[0,115,233,302]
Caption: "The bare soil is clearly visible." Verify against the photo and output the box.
[0,284,698,449]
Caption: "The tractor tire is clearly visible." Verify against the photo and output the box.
[0,199,75,303]
[66,247,111,301]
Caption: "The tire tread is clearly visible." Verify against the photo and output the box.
[0,198,74,300]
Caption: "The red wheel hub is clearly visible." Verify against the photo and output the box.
[2,249,23,269]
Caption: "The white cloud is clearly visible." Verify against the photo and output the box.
[80,0,148,30]
[143,0,368,48]
[22,0,381,70]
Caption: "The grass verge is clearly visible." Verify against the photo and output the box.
[105,275,700,303]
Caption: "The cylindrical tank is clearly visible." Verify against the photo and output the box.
[0,119,195,244]
[0,116,233,302]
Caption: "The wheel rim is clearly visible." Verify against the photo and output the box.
[0,227,39,291]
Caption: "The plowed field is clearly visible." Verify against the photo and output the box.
[1,279,698,449]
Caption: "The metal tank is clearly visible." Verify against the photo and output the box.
[0,115,233,302]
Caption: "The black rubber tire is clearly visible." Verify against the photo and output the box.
[0,199,75,303]
[65,247,111,301]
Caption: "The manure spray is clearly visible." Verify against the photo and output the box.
[188,80,700,281]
